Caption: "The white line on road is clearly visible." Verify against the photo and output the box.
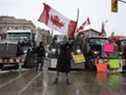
[17,72,42,95]
[0,72,26,89]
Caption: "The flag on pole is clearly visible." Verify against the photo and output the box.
[77,17,91,32]
[99,22,106,37]
[38,3,77,39]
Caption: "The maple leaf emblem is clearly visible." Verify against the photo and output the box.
[51,15,64,28]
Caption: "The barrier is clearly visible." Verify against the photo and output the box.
[96,63,108,72]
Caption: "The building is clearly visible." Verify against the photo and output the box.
[0,16,36,39]
[77,28,100,38]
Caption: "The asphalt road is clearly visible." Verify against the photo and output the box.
[0,67,126,95]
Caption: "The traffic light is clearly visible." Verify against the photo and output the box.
[111,0,118,12]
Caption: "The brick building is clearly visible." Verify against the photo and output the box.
[0,16,36,39]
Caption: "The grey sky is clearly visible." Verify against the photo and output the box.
[0,0,126,36]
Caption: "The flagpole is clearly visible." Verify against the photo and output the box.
[74,8,80,39]
[75,8,80,31]
[50,28,54,43]
[51,28,53,36]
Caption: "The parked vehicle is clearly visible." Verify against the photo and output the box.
[87,37,109,56]
[0,29,35,70]
[85,37,108,70]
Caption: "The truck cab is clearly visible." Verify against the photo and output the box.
[0,29,35,70]
[85,37,108,70]
[86,37,108,57]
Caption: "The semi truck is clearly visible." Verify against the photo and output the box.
[0,29,35,70]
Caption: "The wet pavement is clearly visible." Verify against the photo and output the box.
[0,69,126,95]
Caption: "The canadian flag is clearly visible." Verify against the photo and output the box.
[38,3,77,39]
[77,17,91,32]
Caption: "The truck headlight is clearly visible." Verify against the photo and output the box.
[52,48,56,53]
[24,50,27,54]
[76,49,81,53]
[119,52,122,55]
[94,51,98,55]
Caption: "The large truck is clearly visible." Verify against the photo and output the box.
[0,29,35,70]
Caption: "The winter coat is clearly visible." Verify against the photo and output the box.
[34,45,45,58]
[16,41,24,56]
[56,42,72,73]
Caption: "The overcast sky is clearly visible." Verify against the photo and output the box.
[0,0,126,36]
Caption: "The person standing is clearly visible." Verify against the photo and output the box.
[34,41,45,72]
[54,41,72,85]
[16,39,24,57]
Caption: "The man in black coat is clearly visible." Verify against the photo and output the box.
[16,40,24,57]
[54,41,72,84]
[34,41,45,72]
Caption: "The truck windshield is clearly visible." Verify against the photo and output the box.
[6,32,31,41]
[88,38,108,45]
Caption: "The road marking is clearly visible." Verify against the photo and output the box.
[17,72,41,95]
[0,72,26,89]
[41,72,48,95]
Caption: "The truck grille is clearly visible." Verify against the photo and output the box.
[0,43,17,58]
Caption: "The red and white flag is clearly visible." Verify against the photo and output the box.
[38,3,77,39]
[77,17,91,32]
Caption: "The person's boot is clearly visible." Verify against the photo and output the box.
[35,67,38,72]
[53,78,58,84]
[39,68,43,71]
[66,78,71,85]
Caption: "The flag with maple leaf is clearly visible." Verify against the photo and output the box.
[77,17,91,32]
[38,3,77,39]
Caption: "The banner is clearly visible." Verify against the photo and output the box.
[103,42,114,54]
[71,53,85,64]
[109,59,120,69]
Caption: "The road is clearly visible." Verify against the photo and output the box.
[0,68,126,95]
